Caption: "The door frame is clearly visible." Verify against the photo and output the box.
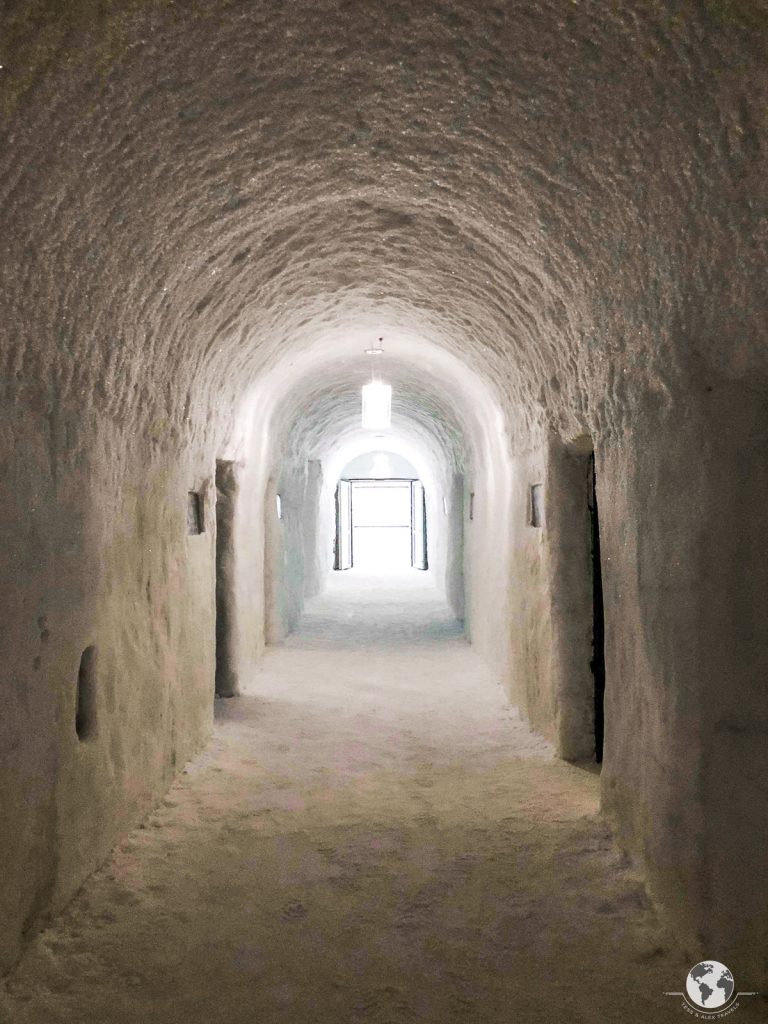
[410,479,428,570]
[334,479,353,570]
[334,477,427,571]
[215,459,239,697]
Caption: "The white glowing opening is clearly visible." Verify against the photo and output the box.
[361,381,392,430]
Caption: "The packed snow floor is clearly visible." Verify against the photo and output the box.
[3,572,703,1023]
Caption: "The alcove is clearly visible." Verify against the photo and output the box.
[75,645,98,742]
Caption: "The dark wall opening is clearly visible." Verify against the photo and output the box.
[75,645,97,741]
[589,452,606,763]
[186,491,204,535]
[547,435,606,763]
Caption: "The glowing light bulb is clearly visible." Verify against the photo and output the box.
[361,381,391,429]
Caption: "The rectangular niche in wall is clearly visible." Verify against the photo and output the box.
[187,491,204,535]
[530,483,544,528]
[469,492,475,521]
[275,494,283,520]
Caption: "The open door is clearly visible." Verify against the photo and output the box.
[334,479,352,570]
[410,480,428,570]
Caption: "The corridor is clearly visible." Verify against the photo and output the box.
[2,0,767,1002]
[1,575,689,1024]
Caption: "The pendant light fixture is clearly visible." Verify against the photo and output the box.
[362,337,391,430]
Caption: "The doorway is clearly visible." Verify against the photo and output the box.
[334,478,428,572]
[589,452,606,762]
[551,436,607,763]
[215,460,238,697]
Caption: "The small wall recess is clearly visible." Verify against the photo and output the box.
[469,492,475,521]
[187,491,204,534]
[442,496,449,515]
[275,494,283,520]
[530,483,544,528]
[76,645,97,741]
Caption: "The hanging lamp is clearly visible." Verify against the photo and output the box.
[361,337,391,429]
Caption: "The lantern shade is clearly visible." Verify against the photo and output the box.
[361,381,391,429]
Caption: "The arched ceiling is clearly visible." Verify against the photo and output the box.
[1,0,765,453]
[268,348,472,472]
[229,326,501,508]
